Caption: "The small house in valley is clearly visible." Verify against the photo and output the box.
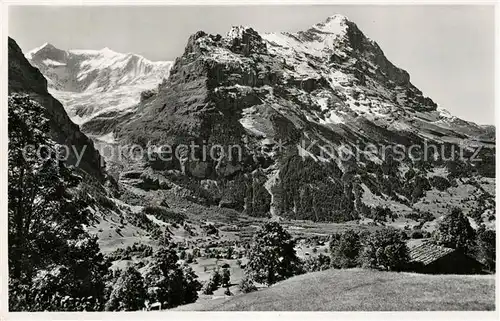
[407,240,485,274]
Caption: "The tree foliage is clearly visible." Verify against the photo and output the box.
[8,94,109,311]
[475,226,495,272]
[105,266,146,311]
[330,230,363,268]
[360,228,410,271]
[303,253,331,272]
[221,267,231,287]
[434,207,475,253]
[144,244,202,309]
[245,222,302,285]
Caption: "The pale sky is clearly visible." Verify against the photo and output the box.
[9,5,494,124]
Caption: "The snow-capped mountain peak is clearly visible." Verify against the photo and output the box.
[26,42,66,61]
[312,14,349,34]
[26,42,56,59]
[27,43,173,93]
[437,107,455,120]
[69,47,117,55]
[26,43,173,132]
[111,15,494,227]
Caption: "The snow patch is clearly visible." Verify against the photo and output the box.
[320,111,344,124]
[312,14,349,35]
[95,132,116,144]
[42,59,66,67]
[26,42,50,59]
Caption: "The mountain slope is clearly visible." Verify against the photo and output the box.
[117,15,492,153]
[174,268,495,311]
[110,15,494,224]
[10,37,175,256]
[27,43,173,135]
[26,15,495,226]
[8,37,104,180]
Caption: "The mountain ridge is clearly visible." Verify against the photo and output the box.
[8,37,105,180]
[21,15,496,225]
[26,43,173,136]
[110,15,495,223]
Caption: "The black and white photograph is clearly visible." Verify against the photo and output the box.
[3,1,497,315]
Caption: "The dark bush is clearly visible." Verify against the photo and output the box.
[303,254,331,272]
[410,230,424,239]
[202,224,219,236]
[239,276,257,293]
[429,176,451,191]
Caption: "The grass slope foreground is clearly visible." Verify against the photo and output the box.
[175,269,495,311]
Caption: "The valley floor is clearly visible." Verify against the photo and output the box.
[173,268,495,311]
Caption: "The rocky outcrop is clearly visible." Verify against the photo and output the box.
[8,37,104,180]
[113,17,494,221]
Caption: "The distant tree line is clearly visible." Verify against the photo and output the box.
[242,209,495,292]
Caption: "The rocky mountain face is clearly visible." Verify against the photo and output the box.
[117,15,493,150]
[26,43,173,137]
[24,15,496,226]
[107,15,494,224]
[8,37,104,180]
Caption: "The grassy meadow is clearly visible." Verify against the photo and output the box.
[174,268,495,311]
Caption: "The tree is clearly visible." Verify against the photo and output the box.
[105,266,146,311]
[330,230,362,268]
[201,269,222,295]
[145,244,201,309]
[476,226,495,272]
[239,276,257,293]
[221,267,231,287]
[410,230,424,239]
[181,263,202,302]
[201,280,214,295]
[8,94,109,311]
[434,208,475,253]
[211,268,222,289]
[245,222,302,285]
[360,228,410,271]
[225,246,234,259]
[370,206,392,222]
